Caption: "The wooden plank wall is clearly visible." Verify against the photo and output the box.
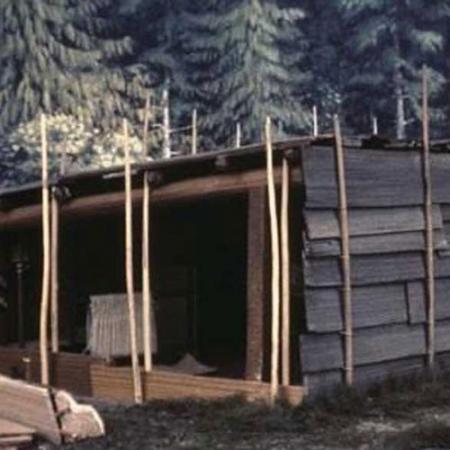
[299,145,450,396]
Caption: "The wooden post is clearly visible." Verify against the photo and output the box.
[422,66,435,370]
[245,188,266,382]
[281,157,290,386]
[16,261,25,348]
[142,172,152,373]
[265,117,280,403]
[162,89,171,159]
[313,106,319,137]
[236,123,242,148]
[192,109,198,155]
[39,113,51,385]
[333,115,353,386]
[50,189,59,353]
[143,92,151,158]
[372,116,379,136]
[123,119,143,404]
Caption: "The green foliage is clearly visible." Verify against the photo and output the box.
[0,0,141,131]
[339,0,450,136]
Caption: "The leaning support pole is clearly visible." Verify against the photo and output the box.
[265,117,281,403]
[123,119,143,404]
[333,115,353,386]
[50,188,59,353]
[39,113,51,385]
[422,66,435,370]
[281,157,291,387]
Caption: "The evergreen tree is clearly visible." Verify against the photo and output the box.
[0,0,136,130]
[177,0,311,147]
[340,0,450,138]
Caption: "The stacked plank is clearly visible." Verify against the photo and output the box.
[0,418,35,448]
[299,145,450,395]
[0,375,104,446]
[90,364,305,405]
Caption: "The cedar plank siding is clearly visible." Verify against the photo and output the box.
[299,143,450,396]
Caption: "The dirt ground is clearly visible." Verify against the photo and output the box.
[65,375,450,450]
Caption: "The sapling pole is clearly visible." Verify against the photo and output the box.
[334,115,353,386]
[192,109,198,155]
[422,66,435,371]
[142,96,153,373]
[313,106,319,137]
[123,119,143,403]
[281,157,290,387]
[143,92,151,158]
[39,113,51,385]
[265,116,280,403]
[236,123,242,148]
[50,188,59,353]
[162,89,171,159]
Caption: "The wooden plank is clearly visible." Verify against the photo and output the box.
[305,284,407,333]
[245,188,266,381]
[0,418,35,437]
[305,253,450,287]
[408,280,450,324]
[300,324,426,373]
[0,375,61,445]
[302,146,423,208]
[0,167,302,231]
[302,146,450,208]
[305,230,447,257]
[304,206,443,240]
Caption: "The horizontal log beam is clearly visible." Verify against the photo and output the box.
[0,168,301,231]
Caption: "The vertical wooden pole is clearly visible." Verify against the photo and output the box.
[123,119,143,404]
[236,123,242,148]
[143,92,151,158]
[16,261,25,349]
[372,116,379,136]
[39,113,51,385]
[281,157,290,386]
[265,117,280,403]
[162,89,171,159]
[313,106,319,137]
[422,65,435,370]
[333,115,353,386]
[50,189,59,353]
[245,188,266,381]
[192,109,198,155]
[142,173,152,373]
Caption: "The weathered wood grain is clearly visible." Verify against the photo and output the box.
[407,280,450,324]
[0,375,61,445]
[304,206,443,240]
[300,324,426,373]
[302,146,450,208]
[305,284,407,332]
[304,253,450,287]
[305,230,447,257]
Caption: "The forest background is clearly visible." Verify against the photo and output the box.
[0,0,449,185]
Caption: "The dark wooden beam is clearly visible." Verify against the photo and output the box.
[0,167,301,231]
[245,187,266,381]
